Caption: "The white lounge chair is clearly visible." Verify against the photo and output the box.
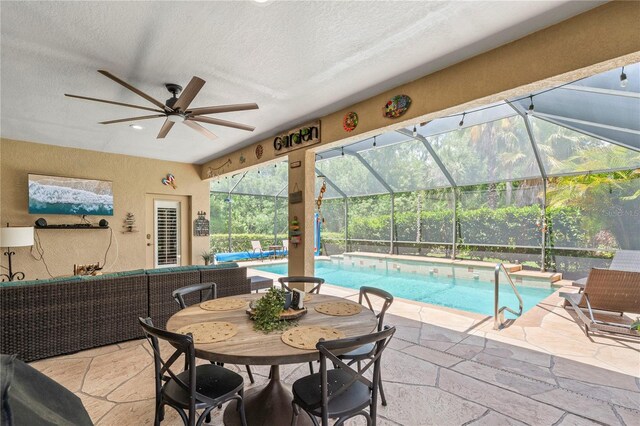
[251,240,264,260]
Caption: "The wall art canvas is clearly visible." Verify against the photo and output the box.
[28,174,114,216]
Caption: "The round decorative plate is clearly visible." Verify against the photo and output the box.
[315,301,363,316]
[383,95,412,118]
[255,144,264,159]
[200,298,248,311]
[281,326,345,350]
[343,112,358,132]
[176,321,238,344]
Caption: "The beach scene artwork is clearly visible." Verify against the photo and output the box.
[28,174,113,216]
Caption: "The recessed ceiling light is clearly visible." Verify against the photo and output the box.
[254,0,269,3]
[130,124,144,130]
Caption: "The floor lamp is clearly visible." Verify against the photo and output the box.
[0,226,34,282]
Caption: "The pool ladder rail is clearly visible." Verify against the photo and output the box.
[494,263,524,330]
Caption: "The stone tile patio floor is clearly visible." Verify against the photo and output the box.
[31,280,640,425]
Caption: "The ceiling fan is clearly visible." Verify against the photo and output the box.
[65,70,258,140]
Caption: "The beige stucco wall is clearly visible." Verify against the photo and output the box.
[0,138,210,280]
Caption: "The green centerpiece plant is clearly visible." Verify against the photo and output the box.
[252,287,289,333]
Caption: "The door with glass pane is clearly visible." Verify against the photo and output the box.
[154,200,181,268]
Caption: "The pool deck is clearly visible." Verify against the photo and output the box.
[29,260,640,425]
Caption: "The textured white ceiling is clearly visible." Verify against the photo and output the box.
[1,1,602,164]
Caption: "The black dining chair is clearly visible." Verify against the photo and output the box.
[278,276,325,374]
[278,276,324,294]
[290,326,396,426]
[339,286,393,406]
[172,282,255,384]
[138,317,247,426]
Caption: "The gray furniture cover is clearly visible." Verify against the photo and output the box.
[0,354,93,425]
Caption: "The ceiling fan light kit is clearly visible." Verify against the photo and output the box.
[65,70,258,140]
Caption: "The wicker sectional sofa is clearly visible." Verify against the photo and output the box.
[0,264,250,362]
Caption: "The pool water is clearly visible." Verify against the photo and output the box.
[252,261,554,317]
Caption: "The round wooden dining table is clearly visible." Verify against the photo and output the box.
[166,293,377,426]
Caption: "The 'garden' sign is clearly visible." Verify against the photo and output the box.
[273,121,321,155]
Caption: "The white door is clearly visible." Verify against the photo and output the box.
[154,200,181,268]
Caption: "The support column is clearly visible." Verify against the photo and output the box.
[227,194,232,252]
[273,195,278,245]
[541,179,548,272]
[451,188,457,260]
[287,149,316,286]
[344,199,349,253]
[390,193,395,255]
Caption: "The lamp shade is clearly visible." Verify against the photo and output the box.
[0,227,34,248]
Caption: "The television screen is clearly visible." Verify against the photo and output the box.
[28,174,113,216]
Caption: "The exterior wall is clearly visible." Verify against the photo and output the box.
[0,138,210,280]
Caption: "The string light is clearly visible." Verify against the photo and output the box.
[458,112,466,127]
[412,125,417,137]
[528,95,535,112]
[620,66,628,88]
[373,136,377,147]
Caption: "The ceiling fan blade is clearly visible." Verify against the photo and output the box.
[184,120,218,140]
[65,94,164,113]
[172,76,205,112]
[157,119,175,139]
[98,70,171,112]
[188,103,259,115]
[99,114,165,125]
[189,116,255,132]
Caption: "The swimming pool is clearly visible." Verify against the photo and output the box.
[252,260,554,317]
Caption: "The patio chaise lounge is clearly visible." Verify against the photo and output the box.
[251,240,265,260]
[561,268,640,337]
[573,250,640,289]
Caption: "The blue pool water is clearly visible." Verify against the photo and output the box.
[252,261,555,317]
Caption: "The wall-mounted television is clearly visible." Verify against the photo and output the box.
[28,174,113,216]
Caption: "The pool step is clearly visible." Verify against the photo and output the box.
[509,270,563,285]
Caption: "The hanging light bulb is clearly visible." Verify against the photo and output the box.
[341,147,344,156]
[458,112,466,127]
[412,125,417,137]
[528,95,535,112]
[620,66,628,88]
[373,136,377,147]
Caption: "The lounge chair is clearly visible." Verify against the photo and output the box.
[561,268,640,337]
[573,250,640,289]
[250,240,264,260]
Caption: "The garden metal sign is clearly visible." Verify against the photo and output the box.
[273,121,321,156]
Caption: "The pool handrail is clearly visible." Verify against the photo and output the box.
[494,263,524,330]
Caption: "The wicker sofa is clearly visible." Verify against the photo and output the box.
[0,264,250,362]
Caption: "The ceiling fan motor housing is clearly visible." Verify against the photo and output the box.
[165,83,182,109]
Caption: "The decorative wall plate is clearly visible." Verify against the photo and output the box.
[383,95,412,118]
[255,144,264,159]
[343,112,358,132]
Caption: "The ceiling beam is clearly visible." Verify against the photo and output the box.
[351,152,394,194]
[531,112,640,136]
[396,128,457,188]
[315,168,347,199]
[505,100,548,180]
[559,85,640,99]
[530,114,640,153]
